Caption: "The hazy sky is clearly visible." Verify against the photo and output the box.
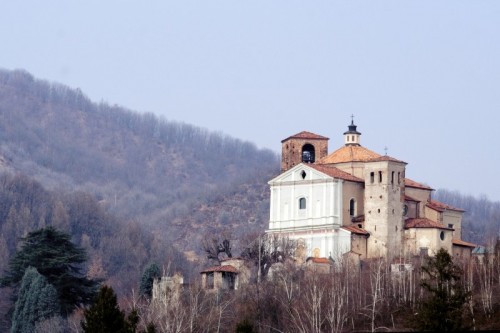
[1,1,499,201]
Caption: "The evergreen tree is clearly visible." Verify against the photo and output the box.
[81,285,137,333]
[416,248,470,331]
[11,267,60,333]
[0,226,99,315]
[139,263,161,299]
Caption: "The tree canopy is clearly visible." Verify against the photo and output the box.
[416,248,470,331]
[81,285,138,333]
[139,263,161,299]
[11,267,60,333]
[0,226,99,315]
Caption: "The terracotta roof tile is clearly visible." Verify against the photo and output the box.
[307,257,332,264]
[342,225,370,235]
[200,265,238,274]
[404,178,434,191]
[367,155,407,164]
[452,239,476,248]
[318,145,381,164]
[281,131,329,143]
[426,199,465,212]
[404,218,453,230]
[308,164,364,183]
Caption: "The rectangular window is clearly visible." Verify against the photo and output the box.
[370,172,374,183]
[299,197,306,210]
[378,171,382,183]
[391,171,394,185]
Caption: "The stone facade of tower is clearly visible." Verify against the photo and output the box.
[281,131,329,172]
[362,158,406,259]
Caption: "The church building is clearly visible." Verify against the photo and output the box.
[266,120,475,262]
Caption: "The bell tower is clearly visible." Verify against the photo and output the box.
[344,115,361,146]
[281,131,329,172]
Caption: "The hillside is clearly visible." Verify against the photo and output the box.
[0,69,279,251]
[0,68,498,260]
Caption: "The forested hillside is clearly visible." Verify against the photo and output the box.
[0,68,279,250]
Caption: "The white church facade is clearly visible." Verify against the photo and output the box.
[266,120,476,262]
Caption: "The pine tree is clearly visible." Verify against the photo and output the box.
[416,248,470,331]
[139,263,161,299]
[0,226,99,315]
[11,267,60,333]
[81,285,137,333]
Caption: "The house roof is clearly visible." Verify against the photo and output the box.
[366,155,407,164]
[306,257,332,264]
[342,225,370,235]
[318,145,381,164]
[404,178,434,191]
[308,164,365,183]
[452,239,476,248]
[426,199,465,212]
[200,265,238,274]
[281,131,329,143]
[404,218,453,230]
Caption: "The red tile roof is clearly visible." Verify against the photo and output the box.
[404,218,453,230]
[308,164,364,183]
[404,178,434,191]
[200,265,238,274]
[307,257,332,264]
[426,199,465,212]
[318,145,381,164]
[281,131,329,143]
[342,225,370,235]
[367,155,407,164]
[452,239,476,248]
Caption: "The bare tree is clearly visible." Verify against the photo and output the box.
[241,233,297,280]
[201,230,233,264]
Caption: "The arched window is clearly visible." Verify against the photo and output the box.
[299,197,306,210]
[301,144,315,163]
[349,198,356,216]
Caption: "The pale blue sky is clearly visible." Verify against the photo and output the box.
[1,1,499,201]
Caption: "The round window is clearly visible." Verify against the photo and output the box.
[440,231,445,241]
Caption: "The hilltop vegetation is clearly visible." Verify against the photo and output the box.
[0,68,278,248]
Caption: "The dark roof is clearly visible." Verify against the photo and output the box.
[404,218,453,230]
[281,131,329,143]
[200,265,238,274]
[426,199,465,212]
[308,164,364,183]
[343,121,361,135]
